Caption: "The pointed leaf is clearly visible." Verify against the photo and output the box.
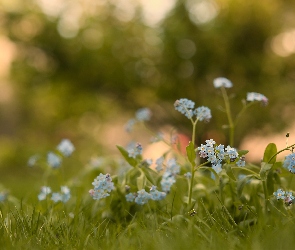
[186,141,196,166]
[116,145,138,167]
[136,172,146,190]
[238,150,249,156]
[259,162,273,180]
[224,164,236,181]
[262,143,277,164]
[237,175,255,197]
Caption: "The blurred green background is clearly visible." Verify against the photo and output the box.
[0,0,295,198]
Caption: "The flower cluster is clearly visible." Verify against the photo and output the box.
[127,142,143,159]
[57,139,75,157]
[174,98,211,121]
[213,77,233,88]
[125,108,152,132]
[283,153,295,173]
[89,173,115,201]
[47,152,62,168]
[273,188,295,205]
[51,186,71,203]
[38,186,71,203]
[197,139,245,174]
[125,186,166,205]
[28,139,75,169]
[247,92,268,105]
[160,158,180,192]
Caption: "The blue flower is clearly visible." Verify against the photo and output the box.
[283,153,295,173]
[47,152,62,168]
[51,192,62,203]
[174,98,195,119]
[273,189,285,200]
[150,187,166,201]
[213,77,233,88]
[155,156,164,172]
[285,191,295,205]
[38,186,51,201]
[236,159,245,167]
[212,162,222,174]
[27,154,39,167]
[127,142,142,159]
[195,106,212,122]
[166,158,180,175]
[125,119,136,133]
[60,186,71,203]
[247,92,268,106]
[57,139,75,157]
[135,108,152,121]
[89,173,115,201]
[135,189,151,205]
[184,172,192,178]
[161,172,176,192]
[125,193,136,202]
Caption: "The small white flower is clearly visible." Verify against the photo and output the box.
[213,77,233,88]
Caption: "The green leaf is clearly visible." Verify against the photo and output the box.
[186,141,196,166]
[237,175,256,197]
[136,171,146,190]
[140,167,157,185]
[259,162,273,180]
[224,164,236,181]
[116,145,138,167]
[238,150,249,156]
[262,143,277,164]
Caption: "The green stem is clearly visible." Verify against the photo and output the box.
[233,102,256,127]
[220,87,234,147]
[188,163,195,207]
[230,166,261,179]
[268,143,295,163]
[188,161,210,207]
[262,180,268,213]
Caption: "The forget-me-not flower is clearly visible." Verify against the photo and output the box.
[213,77,233,88]
[57,139,75,157]
[89,173,115,201]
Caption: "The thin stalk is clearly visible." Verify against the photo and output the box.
[233,102,256,127]
[220,86,234,147]
[262,180,268,214]
[268,143,295,164]
[188,161,210,206]
[188,119,198,207]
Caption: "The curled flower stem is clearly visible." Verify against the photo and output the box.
[268,143,295,164]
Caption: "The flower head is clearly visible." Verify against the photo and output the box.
[47,152,62,168]
[150,187,166,201]
[195,106,212,122]
[135,108,152,121]
[135,189,151,205]
[174,98,195,119]
[38,186,51,201]
[57,139,75,157]
[246,92,268,105]
[273,188,285,200]
[213,77,233,88]
[125,193,136,202]
[89,173,115,201]
[283,153,295,173]
[127,142,142,158]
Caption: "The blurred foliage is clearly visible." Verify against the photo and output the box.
[0,0,295,196]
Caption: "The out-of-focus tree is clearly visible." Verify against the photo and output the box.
[0,0,295,189]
